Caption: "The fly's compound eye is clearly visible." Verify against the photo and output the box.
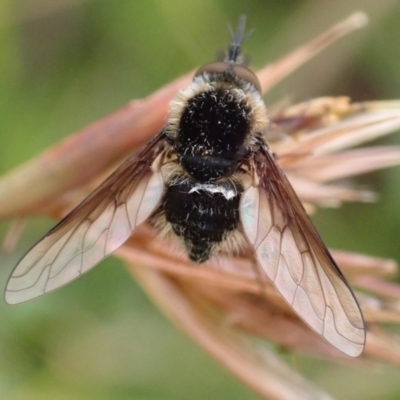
[195,62,261,93]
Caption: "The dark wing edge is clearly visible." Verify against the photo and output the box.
[240,145,365,357]
[5,132,167,305]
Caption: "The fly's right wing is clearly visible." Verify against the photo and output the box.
[240,145,365,357]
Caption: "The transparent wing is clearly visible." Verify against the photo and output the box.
[240,146,365,357]
[5,133,166,304]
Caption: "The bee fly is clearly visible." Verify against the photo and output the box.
[5,16,365,357]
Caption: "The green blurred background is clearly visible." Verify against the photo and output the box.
[1,1,400,399]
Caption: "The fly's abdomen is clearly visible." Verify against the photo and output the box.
[163,178,242,262]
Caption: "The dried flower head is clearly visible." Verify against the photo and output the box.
[2,12,400,400]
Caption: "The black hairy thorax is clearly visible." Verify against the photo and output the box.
[163,87,252,262]
[174,88,251,181]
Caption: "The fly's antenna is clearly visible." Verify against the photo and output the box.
[227,15,253,64]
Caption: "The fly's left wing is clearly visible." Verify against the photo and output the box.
[240,145,365,357]
[5,133,167,304]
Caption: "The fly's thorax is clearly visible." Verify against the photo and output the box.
[165,73,268,182]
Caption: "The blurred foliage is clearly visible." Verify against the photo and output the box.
[1,0,400,399]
